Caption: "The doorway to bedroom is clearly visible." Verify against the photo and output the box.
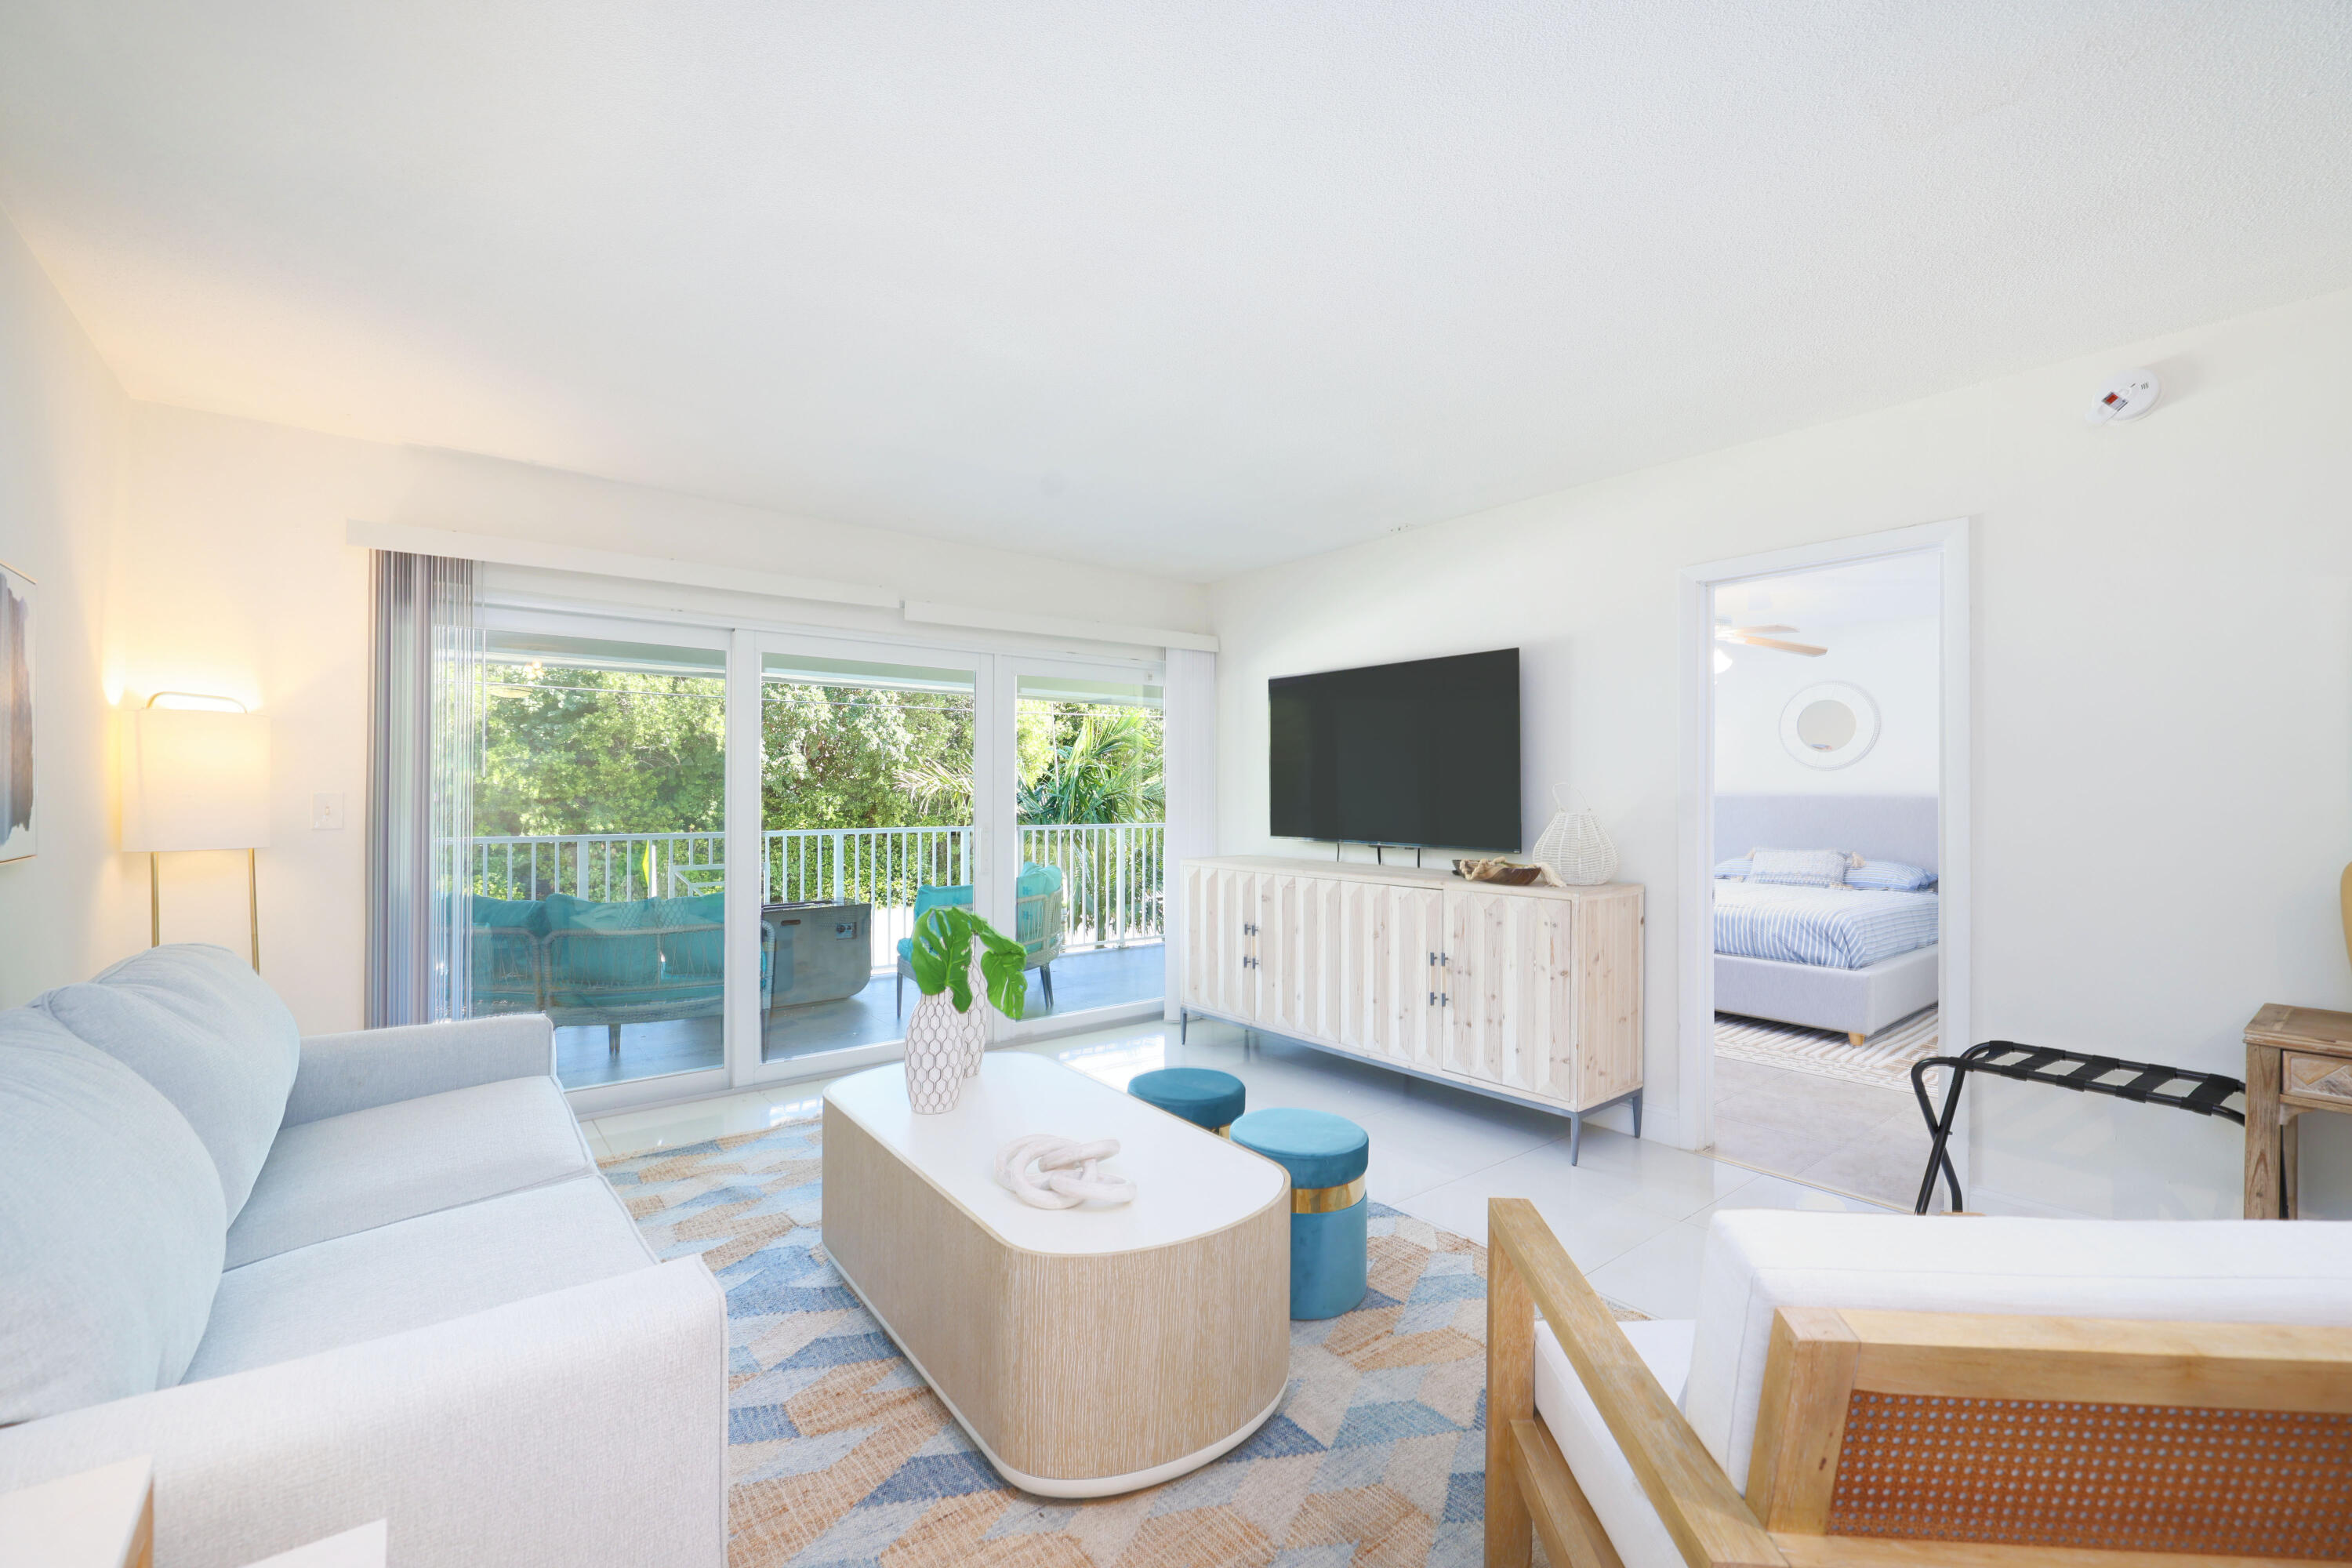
[1696,541,1958,1208]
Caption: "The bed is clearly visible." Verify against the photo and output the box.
[1712,793,1939,1044]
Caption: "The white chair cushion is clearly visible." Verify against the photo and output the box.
[1684,1210,2352,1491]
[35,943,300,1220]
[187,1175,656,1381]
[0,1010,227,1423]
[1532,1317,1696,1568]
[227,1075,597,1268]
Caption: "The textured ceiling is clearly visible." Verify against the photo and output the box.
[2,2,2348,581]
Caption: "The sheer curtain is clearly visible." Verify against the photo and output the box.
[366,551,481,1026]
[1160,648,1217,1020]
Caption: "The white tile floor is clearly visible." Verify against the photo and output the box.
[582,1016,1895,1319]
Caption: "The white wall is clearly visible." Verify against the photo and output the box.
[104,404,1210,1033]
[1210,285,2352,1219]
[1714,615,1939,798]
[0,212,130,1007]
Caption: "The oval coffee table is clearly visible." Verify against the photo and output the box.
[822,1051,1290,1497]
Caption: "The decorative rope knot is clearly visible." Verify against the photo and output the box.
[993,1134,1138,1210]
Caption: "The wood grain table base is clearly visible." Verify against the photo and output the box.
[822,1090,1291,1498]
[830,1249,1287,1497]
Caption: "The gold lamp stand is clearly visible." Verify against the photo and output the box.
[147,847,260,969]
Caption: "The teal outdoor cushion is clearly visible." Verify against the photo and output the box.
[652,892,726,978]
[542,892,659,932]
[895,868,1063,964]
[1232,1108,1370,1190]
[542,894,662,989]
[1129,1067,1245,1131]
[469,895,547,932]
[896,882,975,964]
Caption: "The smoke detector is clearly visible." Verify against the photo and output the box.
[2085,368,2160,424]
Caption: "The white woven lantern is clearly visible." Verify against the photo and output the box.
[1534,789,1617,886]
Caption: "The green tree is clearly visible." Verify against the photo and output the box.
[474,662,727,839]
[1019,706,1163,825]
[473,669,1161,919]
[760,683,972,831]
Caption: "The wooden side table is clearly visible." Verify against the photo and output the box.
[2244,1003,2352,1218]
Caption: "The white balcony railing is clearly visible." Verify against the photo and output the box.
[464,822,1165,976]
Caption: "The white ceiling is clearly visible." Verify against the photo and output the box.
[3,4,2348,582]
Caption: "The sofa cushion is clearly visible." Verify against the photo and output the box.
[226,1075,597,1268]
[1532,1317,1695,1568]
[35,943,300,1219]
[0,1009,227,1423]
[1683,1210,2352,1493]
[187,1175,655,1381]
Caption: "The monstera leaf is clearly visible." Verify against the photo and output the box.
[909,905,1028,1019]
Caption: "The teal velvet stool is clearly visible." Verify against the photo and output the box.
[1231,1108,1370,1320]
[1127,1067,1246,1136]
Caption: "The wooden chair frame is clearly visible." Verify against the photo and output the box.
[1484,1197,2352,1568]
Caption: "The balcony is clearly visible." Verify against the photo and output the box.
[463,822,1166,1087]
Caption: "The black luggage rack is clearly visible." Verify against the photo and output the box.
[1911,1040,2245,1214]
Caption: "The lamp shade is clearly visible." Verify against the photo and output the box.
[122,709,271,852]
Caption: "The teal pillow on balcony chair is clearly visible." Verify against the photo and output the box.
[892,864,1065,1016]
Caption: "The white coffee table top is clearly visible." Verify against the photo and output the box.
[824,1052,1287,1256]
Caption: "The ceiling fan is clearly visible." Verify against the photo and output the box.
[1714,622,1826,657]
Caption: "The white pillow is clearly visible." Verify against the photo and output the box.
[0,1008,227,1424]
[1744,848,1853,887]
[37,944,301,1219]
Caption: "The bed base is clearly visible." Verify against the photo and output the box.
[1715,944,1937,1044]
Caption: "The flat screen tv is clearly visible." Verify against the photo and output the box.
[1269,648,1521,851]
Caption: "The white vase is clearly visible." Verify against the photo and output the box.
[905,993,975,1114]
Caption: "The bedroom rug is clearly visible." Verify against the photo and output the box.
[1714,1005,1940,1091]
[602,1116,1643,1568]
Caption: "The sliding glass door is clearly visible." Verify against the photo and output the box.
[466,622,731,1094]
[446,608,1166,1108]
[755,644,981,1065]
[1006,667,1165,1027]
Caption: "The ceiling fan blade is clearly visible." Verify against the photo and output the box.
[1727,633,1828,656]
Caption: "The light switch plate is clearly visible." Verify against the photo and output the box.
[313,792,346,830]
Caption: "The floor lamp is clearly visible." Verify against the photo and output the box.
[120,695,271,967]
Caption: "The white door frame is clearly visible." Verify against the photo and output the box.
[1675,517,1972,1199]
[733,630,1001,1089]
[472,606,739,1119]
[992,652,1171,1042]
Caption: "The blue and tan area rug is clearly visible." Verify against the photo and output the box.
[603,1117,1636,1567]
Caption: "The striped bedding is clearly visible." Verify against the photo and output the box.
[1712,881,1939,970]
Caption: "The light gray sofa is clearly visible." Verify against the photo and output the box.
[0,944,724,1568]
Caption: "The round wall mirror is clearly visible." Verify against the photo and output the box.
[1779,682,1879,770]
